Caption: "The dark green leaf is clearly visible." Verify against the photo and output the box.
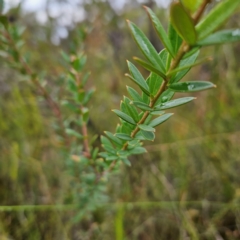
[138,124,155,132]
[170,50,199,83]
[150,110,165,116]
[196,29,240,46]
[128,147,147,155]
[196,0,240,39]
[115,133,132,141]
[101,136,116,154]
[155,89,175,106]
[146,72,163,96]
[127,86,143,102]
[121,158,131,166]
[149,113,174,127]
[106,155,119,161]
[155,97,195,110]
[132,101,152,111]
[125,98,140,122]
[168,23,182,55]
[167,56,211,77]
[169,81,216,92]
[126,61,150,95]
[140,130,155,141]
[112,109,136,125]
[144,6,175,57]
[104,131,123,146]
[133,57,166,79]
[127,20,166,72]
[170,2,197,45]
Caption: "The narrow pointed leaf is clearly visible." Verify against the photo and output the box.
[167,56,212,76]
[196,29,240,46]
[126,61,150,95]
[138,124,155,132]
[126,74,150,96]
[155,89,175,106]
[140,130,155,141]
[150,110,165,116]
[169,81,216,92]
[127,20,166,72]
[149,113,174,127]
[132,101,152,111]
[170,2,197,45]
[128,147,147,155]
[124,97,140,122]
[133,57,166,79]
[146,72,163,96]
[144,6,175,57]
[112,109,136,125]
[104,131,123,146]
[121,158,131,166]
[168,23,182,55]
[115,133,132,141]
[127,86,143,102]
[196,0,240,39]
[170,50,199,83]
[155,97,195,110]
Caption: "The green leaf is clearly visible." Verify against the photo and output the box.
[121,158,131,166]
[132,101,152,111]
[170,2,197,45]
[196,29,240,46]
[124,98,140,122]
[169,81,216,92]
[126,61,150,95]
[168,23,183,55]
[138,124,155,132]
[128,147,147,155]
[155,97,195,110]
[196,0,240,39]
[170,50,199,83]
[146,73,163,96]
[180,0,203,12]
[65,129,83,139]
[140,130,155,141]
[106,155,119,161]
[155,89,175,106]
[167,56,211,77]
[101,136,116,154]
[144,6,175,57]
[112,109,136,125]
[115,133,132,141]
[149,113,174,127]
[104,131,123,147]
[127,20,166,73]
[133,57,166,79]
[150,110,165,116]
[127,86,143,102]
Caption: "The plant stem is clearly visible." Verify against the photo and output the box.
[105,0,211,174]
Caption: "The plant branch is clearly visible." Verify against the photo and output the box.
[104,0,210,174]
[3,29,70,146]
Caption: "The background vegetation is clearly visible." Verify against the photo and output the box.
[0,0,240,239]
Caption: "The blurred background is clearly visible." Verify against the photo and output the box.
[0,0,240,239]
